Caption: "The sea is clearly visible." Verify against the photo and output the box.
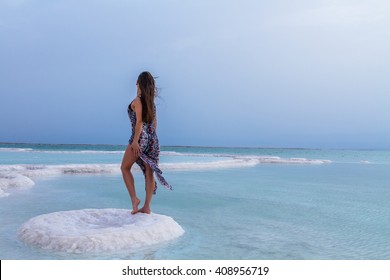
[0,143,389,260]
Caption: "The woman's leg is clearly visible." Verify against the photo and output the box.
[137,163,155,214]
[121,144,140,214]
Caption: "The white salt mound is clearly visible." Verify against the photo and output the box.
[18,208,185,253]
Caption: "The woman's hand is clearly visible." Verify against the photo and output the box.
[130,141,141,157]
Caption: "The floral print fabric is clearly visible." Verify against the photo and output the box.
[128,103,173,194]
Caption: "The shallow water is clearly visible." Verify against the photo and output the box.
[1,144,390,259]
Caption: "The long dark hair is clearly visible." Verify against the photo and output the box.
[137,71,156,123]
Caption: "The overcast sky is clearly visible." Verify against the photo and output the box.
[1,0,389,148]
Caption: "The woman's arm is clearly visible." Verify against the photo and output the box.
[130,98,143,157]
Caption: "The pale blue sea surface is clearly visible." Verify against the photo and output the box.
[0,143,389,259]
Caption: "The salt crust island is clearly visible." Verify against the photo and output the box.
[0,155,331,198]
[18,208,185,253]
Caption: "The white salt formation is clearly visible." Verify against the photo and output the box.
[0,155,332,198]
[0,173,34,197]
[18,208,184,253]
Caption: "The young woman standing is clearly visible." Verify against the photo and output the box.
[121,71,172,214]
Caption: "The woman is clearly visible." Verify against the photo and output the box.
[121,71,172,214]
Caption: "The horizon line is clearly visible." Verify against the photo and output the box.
[0,141,389,151]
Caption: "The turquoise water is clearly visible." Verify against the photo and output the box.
[1,143,390,259]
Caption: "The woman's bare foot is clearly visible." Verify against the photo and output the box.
[136,206,151,214]
[131,198,141,214]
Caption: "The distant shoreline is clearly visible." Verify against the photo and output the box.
[0,142,389,151]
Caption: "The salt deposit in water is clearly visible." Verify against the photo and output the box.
[18,208,185,253]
